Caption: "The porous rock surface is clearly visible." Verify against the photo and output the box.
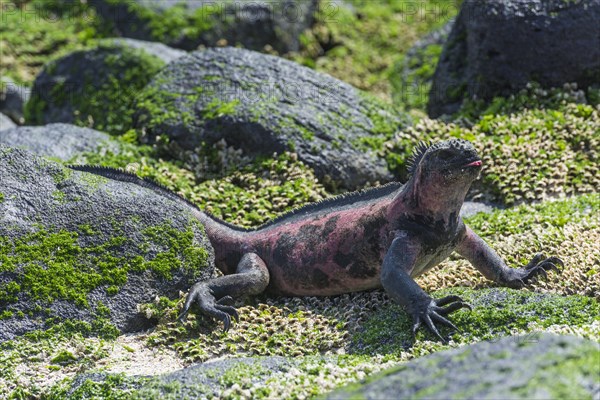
[0,76,30,123]
[0,145,214,342]
[428,0,600,117]
[134,47,409,189]
[91,0,318,53]
[142,357,298,397]
[0,113,15,131]
[327,333,600,399]
[0,123,118,161]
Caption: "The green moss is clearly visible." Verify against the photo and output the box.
[391,43,444,110]
[464,193,600,238]
[50,349,77,365]
[52,190,67,203]
[49,165,73,185]
[0,310,13,320]
[133,80,198,132]
[46,374,131,399]
[25,43,165,135]
[456,82,593,121]
[141,221,209,280]
[78,224,98,236]
[351,287,599,356]
[103,0,220,45]
[26,315,120,342]
[0,192,4,203]
[0,219,208,310]
[391,96,599,204]
[201,98,241,119]
[0,0,105,85]
[1,229,118,307]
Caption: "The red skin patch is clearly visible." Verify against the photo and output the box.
[247,200,394,296]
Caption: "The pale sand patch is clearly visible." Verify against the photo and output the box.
[1,331,184,398]
[96,332,185,376]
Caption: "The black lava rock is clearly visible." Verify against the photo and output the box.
[0,123,119,161]
[428,0,600,117]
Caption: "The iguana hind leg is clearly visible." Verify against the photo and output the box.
[178,253,270,331]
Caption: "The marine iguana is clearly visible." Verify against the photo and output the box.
[69,139,562,340]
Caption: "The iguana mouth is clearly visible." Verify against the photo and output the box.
[464,160,482,167]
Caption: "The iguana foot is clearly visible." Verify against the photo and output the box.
[177,283,239,332]
[503,253,563,288]
[410,295,472,342]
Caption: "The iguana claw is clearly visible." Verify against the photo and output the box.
[504,253,563,288]
[177,283,240,332]
[410,295,471,342]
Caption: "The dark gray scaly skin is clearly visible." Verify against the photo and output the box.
[68,139,562,340]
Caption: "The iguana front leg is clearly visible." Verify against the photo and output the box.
[456,226,562,288]
[178,253,270,331]
[381,232,471,341]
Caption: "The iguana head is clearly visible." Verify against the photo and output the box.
[404,139,482,214]
[408,139,482,185]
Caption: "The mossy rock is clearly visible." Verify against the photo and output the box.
[25,41,170,135]
[327,333,600,399]
[0,123,119,161]
[428,0,600,117]
[133,47,410,190]
[0,144,214,341]
[91,0,318,53]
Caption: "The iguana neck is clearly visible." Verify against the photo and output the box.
[392,173,468,225]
